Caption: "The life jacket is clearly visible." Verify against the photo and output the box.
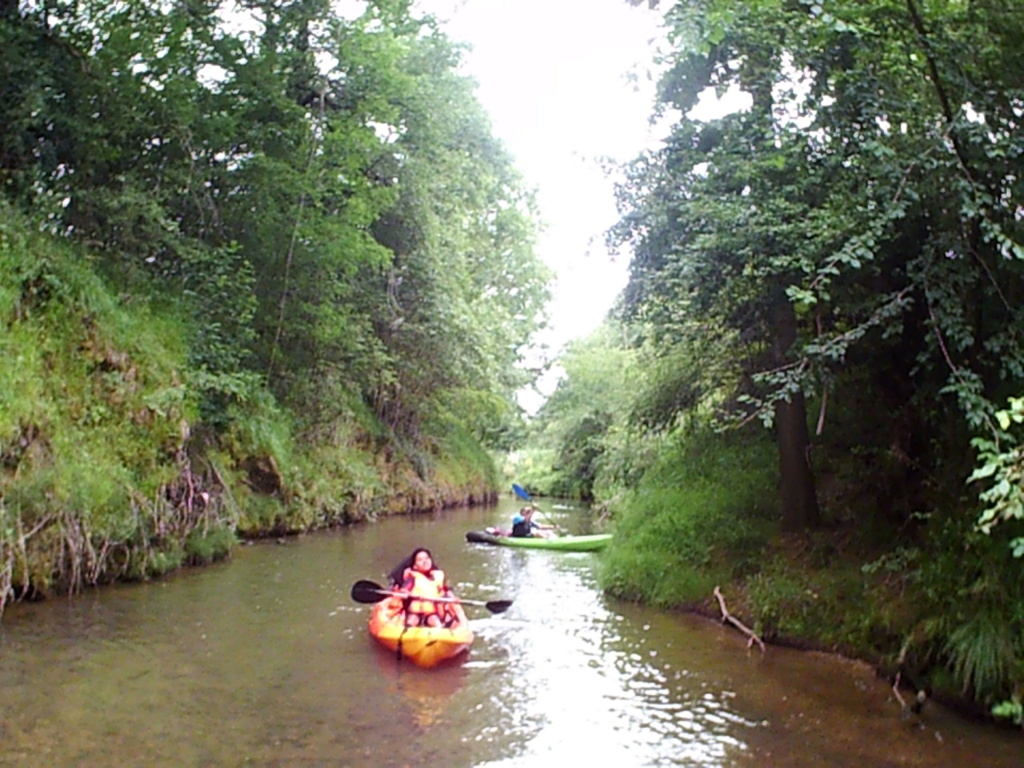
[404,568,450,622]
[511,515,534,537]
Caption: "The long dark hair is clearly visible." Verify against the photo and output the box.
[387,547,438,587]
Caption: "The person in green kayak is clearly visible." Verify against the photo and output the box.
[387,547,466,628]
[510,506,556,538]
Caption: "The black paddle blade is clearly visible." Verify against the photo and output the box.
[485,600,513,614]
[350,579,389,604]
[351,578,512,614]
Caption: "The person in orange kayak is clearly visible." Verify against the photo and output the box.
[387,548,466,628]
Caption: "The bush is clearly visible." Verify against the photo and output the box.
[600,426,777,606]
[184,526,236,565]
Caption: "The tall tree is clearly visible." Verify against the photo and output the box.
[351,21,550,445]
[0,0,550,456]
[615,0,1024,533]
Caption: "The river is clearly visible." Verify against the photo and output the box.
[0,497,1020,767]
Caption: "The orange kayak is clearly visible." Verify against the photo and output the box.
[368,596,474,668]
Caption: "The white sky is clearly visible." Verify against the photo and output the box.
[416,0,668,346]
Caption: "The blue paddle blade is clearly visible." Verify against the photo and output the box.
[511,483,531,501]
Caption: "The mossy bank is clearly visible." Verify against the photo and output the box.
[0,208,498,615]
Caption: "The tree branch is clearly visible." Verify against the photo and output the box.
[713,586,766,652]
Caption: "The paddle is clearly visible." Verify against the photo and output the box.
[511,484,561,531]
[349,579,513,614]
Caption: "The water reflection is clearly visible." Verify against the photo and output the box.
[370,648,470,729]
[465,546,758,767]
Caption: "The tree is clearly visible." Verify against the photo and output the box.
[349,21,551,445]
[614,0,1024,534]
[530,324,639,499]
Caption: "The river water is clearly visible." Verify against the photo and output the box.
[0,498,1020,767]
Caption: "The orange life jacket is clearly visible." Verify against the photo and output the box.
[404,568,448,619]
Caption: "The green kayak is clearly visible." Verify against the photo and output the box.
[466,529,612,552]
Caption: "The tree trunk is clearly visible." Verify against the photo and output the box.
[772,296,820,531]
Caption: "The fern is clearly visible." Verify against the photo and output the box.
[944,609,1017,701]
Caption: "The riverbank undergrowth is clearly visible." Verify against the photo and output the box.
[597,425,1024,727]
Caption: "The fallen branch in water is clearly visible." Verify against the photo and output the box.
[713,586,766,653]
[891,671,928,723]
[891,638,930,722]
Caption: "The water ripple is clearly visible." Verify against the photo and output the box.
[2,507,1020,768]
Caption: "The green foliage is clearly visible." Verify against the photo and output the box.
[971,397,1024,540]
[502,446,559,495]
[0,322,49,440]
[992,696,1023,727]
[0,0,550,617]
[526,323,641,500]
[345,21,551,443]
[602,547,717,606]
[745,567,818,640]
[600,426,777,605]
[628,331,739,433]
[944,610,1018,701]
[288,442,385,526]
[50,439,135,540]
[746,558,875,649]
[127,546,186,582]
[235,493,290,537]
[900,513,1024,705]
[615,0,1024,534]
[222,391,296,471]
[0,0,550,456]
[594,0,1024,715]
[427,413,500,489]
[0,204,223,599]
[184,526,236,566]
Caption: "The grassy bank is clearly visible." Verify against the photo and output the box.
[0,208,498,617]
[598,426,1024,727]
